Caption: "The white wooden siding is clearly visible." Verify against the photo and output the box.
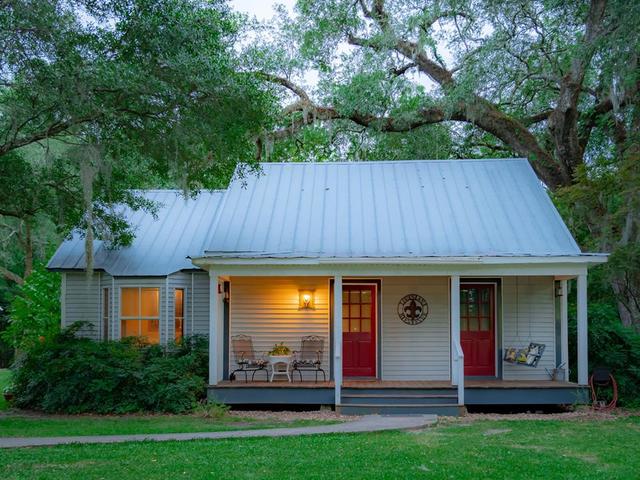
[62,272,101,340]
[191,271,210,336]
[229,276,330,380]
[381,277,450,380]
[502,276,556,380]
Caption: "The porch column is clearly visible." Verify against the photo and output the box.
[450,275,460,385]
[577,274,588,385]
[333,275,343,406]
[560,279,569,381]
[208,271,223,386]
[450,275,464,404]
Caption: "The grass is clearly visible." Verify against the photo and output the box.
[0,369,10,411]
[1,416,639,479]
[0,413,336,438]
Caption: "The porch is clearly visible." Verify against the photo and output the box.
[209,379,588,415]
[203,268,593,415]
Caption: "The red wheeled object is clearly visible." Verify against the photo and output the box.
[589,367,618,411]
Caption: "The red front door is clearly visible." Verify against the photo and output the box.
[460,284,496,376]
[342,285,376,377]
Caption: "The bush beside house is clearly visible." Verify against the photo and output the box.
[10,325,208,414]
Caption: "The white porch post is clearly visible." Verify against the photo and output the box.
[333,275,343,407]
[577,274,588,385]
[450,275,460,385]
[451,275,464,406]
[560,279,569,381]
[208,271,222,386]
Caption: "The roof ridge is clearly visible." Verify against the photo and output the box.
[257,158,527,166]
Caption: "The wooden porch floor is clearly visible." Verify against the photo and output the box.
[213,379,577,389]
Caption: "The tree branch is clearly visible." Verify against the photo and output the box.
[0,266,24,285]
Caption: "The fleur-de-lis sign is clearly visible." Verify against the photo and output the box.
[397,294,429,325]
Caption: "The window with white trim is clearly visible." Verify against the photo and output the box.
[120,287,160,344]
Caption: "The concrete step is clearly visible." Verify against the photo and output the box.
[339,403,462,416]
[341,394,457,405]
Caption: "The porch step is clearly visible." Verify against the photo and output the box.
[340,387,460,415]
[342,393,457,405]
[339,403,461,416]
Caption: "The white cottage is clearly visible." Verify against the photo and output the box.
[49,159,606,415]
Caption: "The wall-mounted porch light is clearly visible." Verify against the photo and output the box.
[555,283,563,297]
[298,289,315,310]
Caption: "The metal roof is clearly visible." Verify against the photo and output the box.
[203,159,582,259]
[48,190,225,276]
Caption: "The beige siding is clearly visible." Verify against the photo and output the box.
[381,277,450,380]
[229,276,330,380]
[62,272,101,340]
[502,276,556,380]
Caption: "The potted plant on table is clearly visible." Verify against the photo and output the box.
[269,342,291,356]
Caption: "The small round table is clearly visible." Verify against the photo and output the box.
[268,355,293,382]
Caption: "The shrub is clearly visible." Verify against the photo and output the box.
[1,264,60,351]
[10,325,208,414]
[569,298,640,407]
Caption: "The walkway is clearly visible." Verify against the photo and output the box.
[0,414,436,449]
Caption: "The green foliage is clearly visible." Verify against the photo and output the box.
[268,342,291,356]
[193,400,230,420]
[1,264,60,351]
[568,275,640,407]
[10,328,209,414]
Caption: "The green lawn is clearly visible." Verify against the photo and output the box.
[0,369,10,411]
[0,413,335,438]
[1,416,639,479]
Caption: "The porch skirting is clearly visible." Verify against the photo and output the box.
[208,380,588,413]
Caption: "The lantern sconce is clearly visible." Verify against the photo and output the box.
[555,283,563,297]
[298,289,315,310]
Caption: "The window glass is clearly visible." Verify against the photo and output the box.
[361,290,371,304]
[361,304,371,318]
[175,289,184,341]
[350,304,360,318]
[349,290,360,303]
[102,288,110,341]
[361,317,371,333]
[140,288,159,317]
[121,287,160,344]
[121,288,138,317]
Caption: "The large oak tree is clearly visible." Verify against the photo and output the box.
[257,0,640,327]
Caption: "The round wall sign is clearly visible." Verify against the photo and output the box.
[397,294,429,325]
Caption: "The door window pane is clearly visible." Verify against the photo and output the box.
[361,304,371,318]
[480,302,490,317]
[361,317,371,332]
[361,290,371,303]
[350,304,360,318]
[349,290,360,303]
[350,319,360,332]
[468,317,478,331]
[342,291,348,303]
[480,317,490,331]
[342,304,348,318]
[342,318,349,332]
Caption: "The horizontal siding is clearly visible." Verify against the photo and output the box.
[229,276,330,381]
[63,272,101,340]
[191,272,210,336]
[502,276,556,380]
[381,277,450,380]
